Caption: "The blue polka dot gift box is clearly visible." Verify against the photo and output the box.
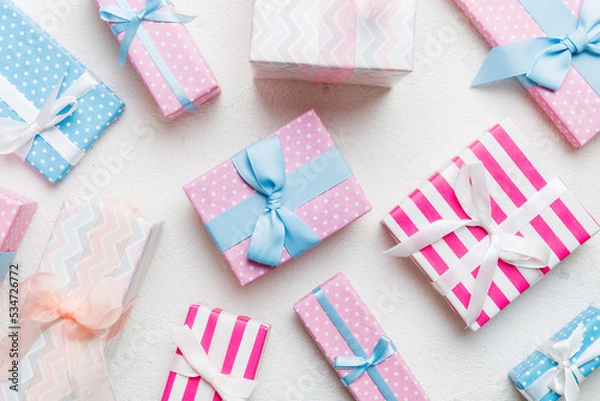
[0,0,124,183]
[509,306,600,401]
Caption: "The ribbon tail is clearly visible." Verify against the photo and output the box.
[562,369,580,401]
[472,37,560,87]
[340,366,369,387]
[385,219,471,257]
[217,376,259,401]
[0,119,33,155]
[247,211,286,267]
[464,246,500,327]
[278,208,321,259]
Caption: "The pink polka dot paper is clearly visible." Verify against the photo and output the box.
[0,186,37,254]
[183,110,372,286]
[94,0,220,119]
[455,0,600,147]
[294,273,430,401]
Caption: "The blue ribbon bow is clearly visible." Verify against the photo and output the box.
[99,0,195,67]
[334,337,397,386]
[232,137,322,266]
[472,0,600,92]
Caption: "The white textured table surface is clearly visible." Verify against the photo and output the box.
[1,0,600,400]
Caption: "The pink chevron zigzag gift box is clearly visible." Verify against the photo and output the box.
[0,187,37,283]
[0,193,162,401]
[94,0,220,118]
[454,0,600,147]
[161,304,270,401]
[294,273,430,401]
[382,119,599,331]
[250,0,416,87]
[184,110,371,286]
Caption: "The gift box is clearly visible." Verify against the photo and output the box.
[455,0,600,147]
[249,0,415,87]
[0,193,162,400]
[382,119,599,331]
[0,0,124,183]
[294,273,430,401]
[509,306,600,401]
[161,303,270,401]
[184,110,371,286]
[95,0,220,118]
[0,187,37,282]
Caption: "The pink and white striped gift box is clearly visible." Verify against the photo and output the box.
[382,119,599,331]
[454,0,600,147]
[161,304,270,401]
[94,0,220,118]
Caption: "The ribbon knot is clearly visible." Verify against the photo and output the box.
[266,191,283,210]
[334,337,397,387]
[563,29,590,54]
[386,162,551,327]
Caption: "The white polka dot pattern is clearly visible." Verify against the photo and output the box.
[294,273,430,401]
[184,110,372,286]
[0,0,125,183]
[0,186,37,253]
[454,0,600,147]
[94,0,220,118]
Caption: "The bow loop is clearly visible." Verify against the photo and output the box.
[334,337,397,386]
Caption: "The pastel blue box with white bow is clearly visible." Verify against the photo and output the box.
[509,306,600,401]
[0,0,124,183]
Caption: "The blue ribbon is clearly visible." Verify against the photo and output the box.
[99,0,197,112]
[313,286,399,400]
[206,137,353,266]
[472,0,600,93]
[0,251,16,281]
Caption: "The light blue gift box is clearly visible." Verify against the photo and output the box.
[510,306,600,401]
[0,0,124,183]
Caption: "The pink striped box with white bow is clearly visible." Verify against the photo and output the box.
[250,0,415,87]
[161,304,270,401]
[0,186,37,282]
[382,119,599,331]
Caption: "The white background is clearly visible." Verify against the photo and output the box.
[1,0,600,400]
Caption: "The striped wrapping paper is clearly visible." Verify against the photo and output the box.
[382,119,600,331]
[0,193,162,400]
[161,304,270,401]
[250,0,415,87]
[0,187,37,282]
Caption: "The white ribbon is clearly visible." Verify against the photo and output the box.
[170,325,258,401]
[385,162,557,327]
[0,70,99,166]
[524,323,600,401]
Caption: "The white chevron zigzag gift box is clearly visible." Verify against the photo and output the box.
[250,0,416,87]
[0,193,162,401]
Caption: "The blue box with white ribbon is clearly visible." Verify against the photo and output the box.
[0,0,124,183]
[510,306,600,401]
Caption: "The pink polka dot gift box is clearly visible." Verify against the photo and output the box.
[184,110,372,286]
[382,119,599,331]
[293,273,430,401]
[95,0,220,119]
[161,303,270,401]
[455,0,600,147]
[0,186,37,282]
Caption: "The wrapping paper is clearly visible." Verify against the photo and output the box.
[184,109,371,286]
[509,306,600,401]
[454,0,600,147]
[0,0,124,183]
[161,303,270,401]
[0,193,162,400]
[294,273,430,401]
[0,187,37,282]
[94,0,220,118]
[382,119,599,331]
[250,0,415,87]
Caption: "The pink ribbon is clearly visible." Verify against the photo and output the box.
[351,0,393,17]
[0,272,135,401]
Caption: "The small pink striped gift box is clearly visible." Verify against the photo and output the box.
[454,0,600,147]
[382,119,599,331]
[294,273,430,401]
[94,0,220,118]
[184,110,371,286]
[0,186,37,282]
[161,304,270,401]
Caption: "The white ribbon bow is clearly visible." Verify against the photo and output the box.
[527,323,600,401]
[385,162,551,327]
[351,0,392,17]
[170,325,258,401]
